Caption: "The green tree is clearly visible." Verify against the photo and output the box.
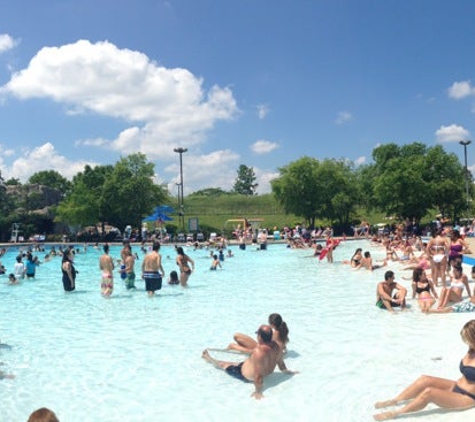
[100,153,169,231]
[369,142,467,221]
[233,165,258,195]
[271,157,357,227]
[189,187,229,197]
[56,164,113,226]
[28,170,71,196]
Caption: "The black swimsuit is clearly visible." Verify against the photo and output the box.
[415,282,430,294]
[453,360,475,401]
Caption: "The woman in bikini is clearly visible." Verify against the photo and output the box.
[411,267,438,312]
[438,263,471,309]
[448,229,468,273]
[176,246,194,287]
[427,229,449,286]
[373,319,475,421]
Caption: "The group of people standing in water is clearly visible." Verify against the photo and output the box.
[97,241,195,297]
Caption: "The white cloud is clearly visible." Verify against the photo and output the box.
[250,139,279,155]
[0,39,239,159]
[0,34,18,54]
[435,124,470,143]
[447,80,475,99]
[354,156,366,166]
[257,104,269,119]
[254,169,279,194]
[4,142,98,181]
[335,111,353,125]
[165,149,240,194]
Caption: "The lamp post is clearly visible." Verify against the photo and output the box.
[459,140,472,215]
[174,147,188,231]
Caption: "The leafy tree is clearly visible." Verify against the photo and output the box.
[28,170,71,196]
[271,156,357,227]
[369,142,467,221]
[100,153,169,231]
[5,178,20,185]
[189,187,230,197]
[56,164,113,226]
[233,165,258,195]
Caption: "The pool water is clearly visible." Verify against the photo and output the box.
[1,241,475,422]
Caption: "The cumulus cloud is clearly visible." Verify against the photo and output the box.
[0,39,239,159]
[447,80,475,99]
[0,34,18,54]
[254,169,279,194]
[4,142,98,181]
[354,156,366,166]
[435,124,470,143]
[250,139,279,155]
[257,104,269,119]
[165,149,240,194]
[335,111,353,125]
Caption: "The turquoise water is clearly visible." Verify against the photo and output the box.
[1,241,475,421]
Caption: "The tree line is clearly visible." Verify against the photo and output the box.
[0,142,472,241]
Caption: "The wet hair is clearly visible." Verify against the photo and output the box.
[213,254,218,260]
[364,251,371,258]
[27,407,59,422]
[176,246,185,256]
[384,270,395,280]
[412,267,424,282]
[453,263,463,274]
[103,244,109,254]
[461,320,475,353]
[257,325,273,344]
[269,313,289,344]
[152,242,161,252]
[169,270,178,282]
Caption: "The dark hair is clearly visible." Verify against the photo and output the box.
[384,270,395,280]
[269,313,289,344]
[364,251,370,258]
[176,246,184,256]
[152,242,160,252]
[169,270,178,281]
[103,244,109,253]
[412,267,424,282]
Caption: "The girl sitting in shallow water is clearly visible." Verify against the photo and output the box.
[373,319,475,420]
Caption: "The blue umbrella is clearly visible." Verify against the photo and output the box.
[155,205,175,214]
[142,211,173,222]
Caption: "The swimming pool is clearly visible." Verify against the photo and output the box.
[1,241,474,421]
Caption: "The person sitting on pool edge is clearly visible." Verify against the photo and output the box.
[376,270,407,313]
[202,324,297,399]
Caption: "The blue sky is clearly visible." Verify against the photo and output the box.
[1,0,475,194]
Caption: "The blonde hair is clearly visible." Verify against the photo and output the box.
[461,320,475,353]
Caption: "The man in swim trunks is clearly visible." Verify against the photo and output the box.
[122,247,136,289]
[202,325,297,399]
[142,242,165,297]
[99,244,114,297]
[376,270,407,313]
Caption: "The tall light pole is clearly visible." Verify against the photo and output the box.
[174,147,188,231]
[459,139,472,215]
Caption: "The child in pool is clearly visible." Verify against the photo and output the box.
[168,270,179,285]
